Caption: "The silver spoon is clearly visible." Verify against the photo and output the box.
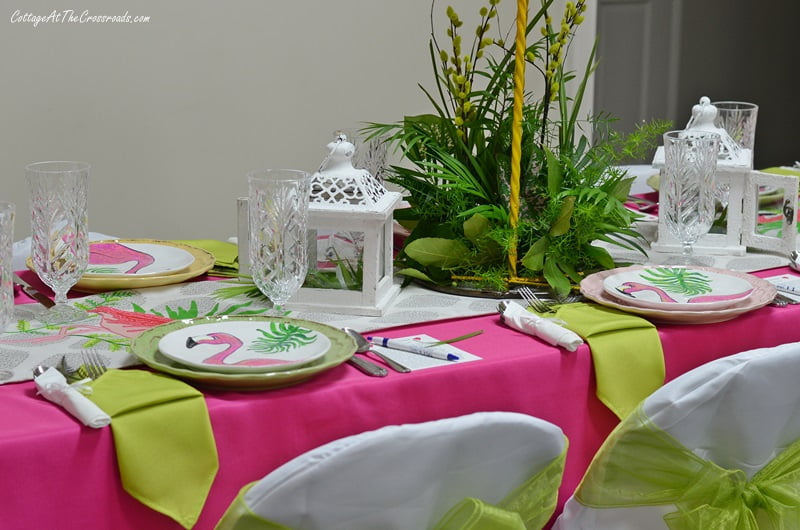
[342,329,389,377]
[343,327,411,373]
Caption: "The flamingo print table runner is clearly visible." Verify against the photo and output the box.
[2,276,498,384]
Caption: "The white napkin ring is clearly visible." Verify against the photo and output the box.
[34,367,111,429]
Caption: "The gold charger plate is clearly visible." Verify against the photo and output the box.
[129,315,357,391]
[26,239,215,293]
[581,266,775,324]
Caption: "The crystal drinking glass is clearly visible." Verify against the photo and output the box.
[661,131,720,265]
[0,202,15,332]
[248,169,311,314]
[26,161,90,323]
[711,101,758,208]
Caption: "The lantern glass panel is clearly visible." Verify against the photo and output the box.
[303,229,364,291]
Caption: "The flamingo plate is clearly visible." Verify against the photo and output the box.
[602,265,755,311]
[84,240,196,277]
[157,316,345,373]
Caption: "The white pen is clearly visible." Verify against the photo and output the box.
[774,283,800,294]
[366,336,460,361]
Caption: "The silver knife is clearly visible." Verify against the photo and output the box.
[13,273,55,308]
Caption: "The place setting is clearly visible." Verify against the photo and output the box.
[580,264,775,324]
[130,315,359,391]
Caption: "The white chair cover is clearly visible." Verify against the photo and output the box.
[227,411,565,530]
[555,340,800,529]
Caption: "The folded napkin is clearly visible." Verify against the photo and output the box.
[174,239,238,271]
[88,370,219,529]
[500,300,584,352]
[554,303,665,420]
[34,367,111,428]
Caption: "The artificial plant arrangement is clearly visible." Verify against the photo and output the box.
[366,0,669,296]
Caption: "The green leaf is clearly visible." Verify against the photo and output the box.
[545,147,563,197]
[251,322,318,354]
[549,196,575,237]
[543,259,572,296]
[463,213,491,246]
[404,237,471,269]
[585,244,616,269]
[521,236,549,272]
[395,268,435,282]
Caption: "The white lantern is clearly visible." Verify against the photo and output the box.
[651,97,797,257]
[287,132,402,316]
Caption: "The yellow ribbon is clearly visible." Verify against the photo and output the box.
[576,407,800,529]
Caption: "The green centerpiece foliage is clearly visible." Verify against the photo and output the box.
[366,0,669,295]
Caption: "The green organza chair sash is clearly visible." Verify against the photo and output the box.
[575,407,800,529]
[215,442,567,530]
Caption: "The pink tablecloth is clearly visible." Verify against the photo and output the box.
[1,268,798,529]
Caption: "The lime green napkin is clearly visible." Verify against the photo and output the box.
[174,239,239,271]
[552,303,665,420]
[761,167,800,177]
[88,370,219,529]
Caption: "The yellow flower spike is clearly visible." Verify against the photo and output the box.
[545,16,552,25]
[550,43,561,55]
[479,6,488,16]
[446,6,458,23]
[575,15,584,24]
[489,0,499,5]
[463,101,472,113]
[447,28,453,37]
[495,38,504,46]
[525,51,536,62]
[464,80,471,92]
[476,50,484,59]
[488,10,496,19]
[540,26,548,37]
[459,91,467,99]
[439,50,449,62]
[455,116,464,126]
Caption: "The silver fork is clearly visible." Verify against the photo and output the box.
[518,286,555,313]
[81,350,108,379]
[770,293,794,307]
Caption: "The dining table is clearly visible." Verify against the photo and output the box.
[2,243,800,529]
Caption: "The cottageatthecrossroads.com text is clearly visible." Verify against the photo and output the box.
[10,10,151,27]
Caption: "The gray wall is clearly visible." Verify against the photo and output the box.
[2,1,590,242]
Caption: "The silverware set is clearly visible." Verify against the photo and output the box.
[33,351,108,381]
[770,292,800,307]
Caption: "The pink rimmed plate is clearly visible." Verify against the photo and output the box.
[602,266,754,311]
[582,266,775,324]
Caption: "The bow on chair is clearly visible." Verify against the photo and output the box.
[576,408,800,530]
[664,450,800,529]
